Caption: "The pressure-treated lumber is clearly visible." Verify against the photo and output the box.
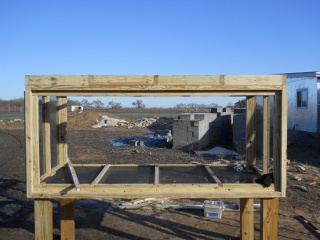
[56,97,68,166]
[91,164,110,185]
[66,157,80,191]
[240,198,254,240]
[60,199,75,240]
[34,199,53,240]
[42,96,51,174]
[260,198,278,240]
[246,96,256,166]
[204,165,222,186]
[273,87,288,196]
[263,96,271,174]
[26,75,285,93]
[34,183,279,199]
[25,75,287,199]
[25,74,287,240]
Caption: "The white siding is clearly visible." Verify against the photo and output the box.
[287,77,318,132]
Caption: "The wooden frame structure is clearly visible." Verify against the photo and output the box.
[25,75,287,240]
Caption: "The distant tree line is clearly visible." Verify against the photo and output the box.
[1,97,248,110]
[0,98,24,107]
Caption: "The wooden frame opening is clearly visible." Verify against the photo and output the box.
[25,75,287,199]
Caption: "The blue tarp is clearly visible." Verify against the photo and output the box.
[112,135,170,148]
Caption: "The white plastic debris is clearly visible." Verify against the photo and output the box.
[195,147,240,159]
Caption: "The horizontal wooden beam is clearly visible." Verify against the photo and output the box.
[32,90,277,97]
[31,183,280,199]
[26,75,285,93]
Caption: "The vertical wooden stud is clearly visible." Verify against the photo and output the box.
[42,96,51,174]
[34,199,53,240]
[281,77,288,197]
[273,76,287,196]
[56,97,68,165]
[32,95,40,188]
[262,96,271,174]
[246,96,256,166]
[260,198,278,240]
[25,86,33,197]
[60,199,75,240]
[273,91,281,192]
[240,198,254,240]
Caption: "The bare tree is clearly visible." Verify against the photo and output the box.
[81,99,92,107]
[108,101,122,109]
[92,99,104,108]
[234,99,246,108]
[132,99,145,108]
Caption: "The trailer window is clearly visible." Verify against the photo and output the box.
[297,88,308,108]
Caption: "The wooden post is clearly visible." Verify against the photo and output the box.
[56,97,68,165]
[262,96,271,174]
[42,96,51,174]
[260,198,278,240]
[240,198,254,240]
[60,199,75,240]
[246,96,256,166]
[34,199,53,240]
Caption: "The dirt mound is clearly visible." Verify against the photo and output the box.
[68,111,102,129]
[68,111,128,129]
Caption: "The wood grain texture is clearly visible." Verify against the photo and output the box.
[60,199,75,240]
[280,79,288,197]
[240,198,254,240]
[26,75,284,92]
[31,183,279,199]
[25,87,33,197]
[260,198,278,240]
[204,165,222,186]
[56,97,68,165]
[42,96,51,174]
[263,96,271,174]
[32,95,40,189]
[246,96,256,166]
[34,199,53,240]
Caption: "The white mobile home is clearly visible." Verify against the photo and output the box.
[287,71,320,133]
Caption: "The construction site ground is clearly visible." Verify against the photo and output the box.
[1,111,320,240]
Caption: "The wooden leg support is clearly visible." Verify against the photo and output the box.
[34,199,53,240]
[61,199,75,240]
[260,198,278,240]
[240,198,254,240]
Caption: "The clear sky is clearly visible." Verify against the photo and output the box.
[1,1,320,107]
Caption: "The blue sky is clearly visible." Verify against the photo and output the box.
[1,1,320,107]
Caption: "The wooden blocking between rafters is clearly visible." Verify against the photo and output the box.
[60,199,75,240]
[246,96,256,166]
[34,199,53,240]
[260,198,278,240]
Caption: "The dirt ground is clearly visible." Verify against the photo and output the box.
[1,112,320,240]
